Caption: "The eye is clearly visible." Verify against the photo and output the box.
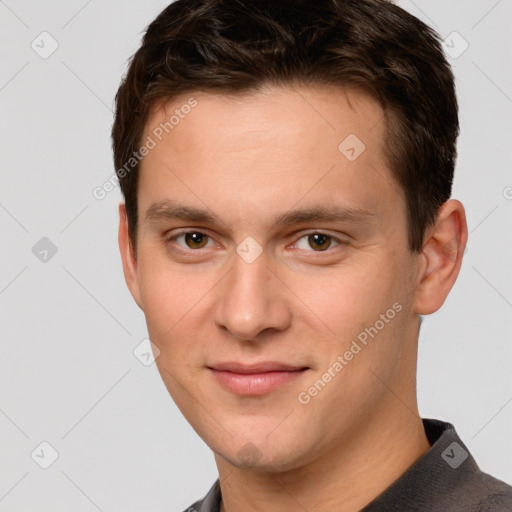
[295,232,341,252]
[169,231,214,250]
[166,230,345,254]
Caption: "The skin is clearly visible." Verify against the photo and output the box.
[118,84,467,511]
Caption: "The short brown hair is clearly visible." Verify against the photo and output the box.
[112,0,459,253]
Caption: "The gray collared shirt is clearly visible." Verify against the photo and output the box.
[184,418,512,511]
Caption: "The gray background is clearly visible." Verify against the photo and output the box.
[0,0,511,510]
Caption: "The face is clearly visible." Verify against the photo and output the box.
[120,85,426,472]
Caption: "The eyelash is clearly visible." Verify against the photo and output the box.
[165,230,347,254]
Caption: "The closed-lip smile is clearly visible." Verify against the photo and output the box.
[208,361,310,395]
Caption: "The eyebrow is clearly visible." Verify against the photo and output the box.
[145,199,375,229]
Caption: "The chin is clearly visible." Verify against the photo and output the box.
[212,433,312,473]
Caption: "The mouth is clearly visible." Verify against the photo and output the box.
[207,362,310,396]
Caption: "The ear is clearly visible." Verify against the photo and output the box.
[118,203,143,309]
[413,199,468,315]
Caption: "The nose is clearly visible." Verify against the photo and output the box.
[212,250,292,342]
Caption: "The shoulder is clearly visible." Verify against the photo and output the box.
[422,418,512,511]
[462,469,512,511]
[421,419,512,511]
[363,418,512,512]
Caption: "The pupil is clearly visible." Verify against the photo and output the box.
[186,232,207,248]
[310,233,331,250]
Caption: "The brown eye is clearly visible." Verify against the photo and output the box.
[184,232,209,249]
[308,233,332,251]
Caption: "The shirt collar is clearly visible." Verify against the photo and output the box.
[361,418,477,510]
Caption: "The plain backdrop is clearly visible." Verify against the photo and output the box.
[0,0,511,510]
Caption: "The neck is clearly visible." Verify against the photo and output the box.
[217,401,430,512]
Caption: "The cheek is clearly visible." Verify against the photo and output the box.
[288,256,402,335]
[137,249,196,329]
[137,254,216,366]
[287,255,408,391]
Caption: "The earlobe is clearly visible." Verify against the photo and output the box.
[413,199,468,315]
[118,203,143,309]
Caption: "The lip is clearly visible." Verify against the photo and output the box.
[208,362,309,396]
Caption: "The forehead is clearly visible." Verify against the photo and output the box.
[137,84,401,228]
[144,84,385,155]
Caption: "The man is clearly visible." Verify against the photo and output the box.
[112,0,512,510]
